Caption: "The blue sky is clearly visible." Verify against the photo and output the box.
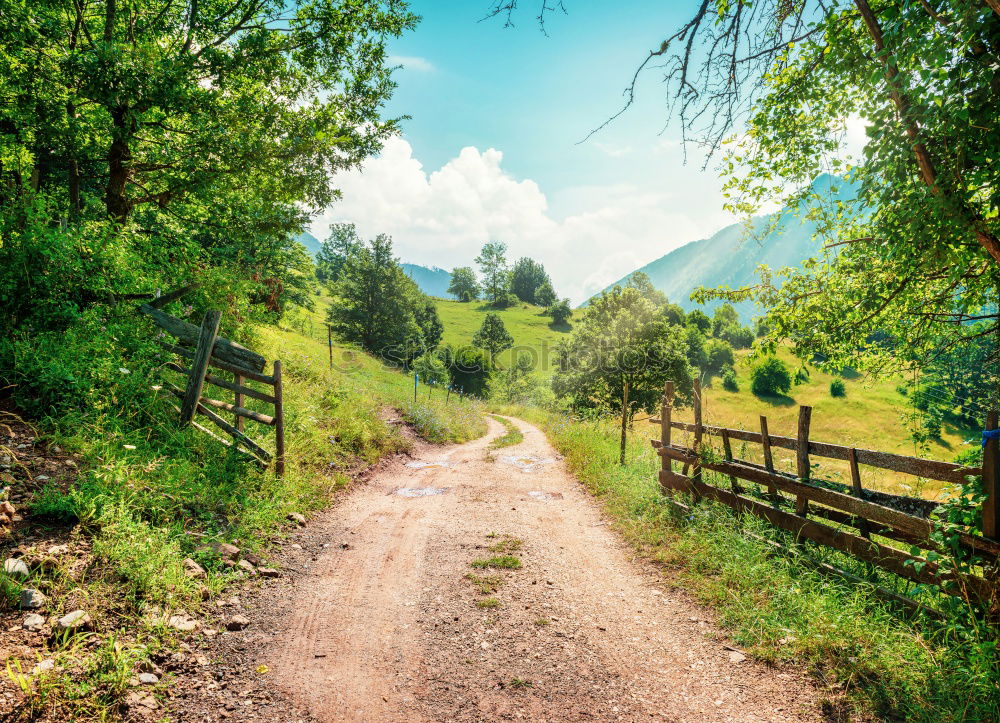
[312,1,744,303]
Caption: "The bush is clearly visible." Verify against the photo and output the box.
[794,366,810,385]
[830,379,846,397]
[721,367,739,392]
[750,357,791,396]
[705,339,735,374]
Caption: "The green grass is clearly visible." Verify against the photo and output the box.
[475,597,501,609]
[470,555,522,570]
[465,572,504,594]
[434,299,570,376]
[488,415,524,449]
[500,404,999,721]
[692,345,978,498]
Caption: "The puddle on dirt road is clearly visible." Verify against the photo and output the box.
[406,461,451,470]
[528,491,563,501]
[501,455,556,472]
[393,487,450,497]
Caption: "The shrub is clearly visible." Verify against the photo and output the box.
[749,357,791,396]
[721,367,739,392]
[705,339,735,374]
[794,366,810,385]
[830,379,846,397]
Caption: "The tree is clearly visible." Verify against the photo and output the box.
[626,272,667,307]
[0,0,417,336]
[475,242,510,306]
[472,313,514,359]
[686,309,711,334]
[662,303,686,327]
[413,351,450,387]
[503,3,1000,398]
[684,327,708,371]
[487,351,539,403]
[448,267,480,302]
[553,286,693,464]
[510,258,551,303]
[327,235,435,362]
[316,224,363,284]
[711,304,740,337]
[534,280,557,308]
[439,344,492,397]
[750,357,792,397]
[548,299,573,326]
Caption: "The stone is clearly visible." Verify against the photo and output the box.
[47,544,69,555]
[0,501,14,516]
[32,659,55,674]
[167,615,199,633]
[22,613,45,632]
[226,615,250,631]
[257,567,281,578]
[138,672,159,685]
[2,558,29,579]
[214,543,240,559]
[126,691,159,710]
[728,651,747,663]
[237,559,256,575]
[20,588,46,610]
[183,558,206,579]
[57,610,92,631]
[287,512,306,526]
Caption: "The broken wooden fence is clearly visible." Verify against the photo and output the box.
[650,380,999,610]
[140,291,285,475]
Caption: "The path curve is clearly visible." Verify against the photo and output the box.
[264,415,821,722]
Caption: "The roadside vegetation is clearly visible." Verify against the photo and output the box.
[494,406,999,721]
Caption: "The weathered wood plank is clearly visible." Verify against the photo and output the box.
[160,342,274,385]
[180,311,221,424]
[273,360,285,477]
[195,395,275,426]
[146,283,200,310]
[164,362,276,404]
[760,416,780,505]
[654,448,1000,560]
[141,304,266,373]
[848,447,871,539]
[163,382,272,461]
[796,406,812,516]
[984,411,999,540]
[688,476,992,602]
[662,420,978,483]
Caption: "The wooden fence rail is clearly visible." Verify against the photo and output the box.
[651,380,999,609]
[140,288,285,475]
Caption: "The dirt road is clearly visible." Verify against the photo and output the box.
[250,415,821,722]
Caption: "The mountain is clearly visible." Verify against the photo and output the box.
[295,231,322,257]
[597,174,857,320]
[402,263,454,299]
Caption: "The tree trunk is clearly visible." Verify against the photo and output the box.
[619,377,629,465]
[105,105,132,222]
[854,0,1000,264]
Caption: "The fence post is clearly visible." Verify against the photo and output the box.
[234,373,244,433]
[720,428,743,494]
[759,415,780,506]
[983,411,999,540]
[848,447,870,539]
[659,381,674,493]
[692,379,703,488]
[795,405,812,516]
[327,325,333,370]
[180,310,222,424]
[273,360,285,477]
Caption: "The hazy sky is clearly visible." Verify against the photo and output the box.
[310,1,751,304]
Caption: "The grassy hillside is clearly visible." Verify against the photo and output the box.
[434,299,571,376]
[684,347,978,498]
[3,296,485,719]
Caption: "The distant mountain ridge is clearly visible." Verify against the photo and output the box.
[596,174,856,320]
[402,263,454,299]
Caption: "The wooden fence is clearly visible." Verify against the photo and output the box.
[651,380,999,611]
[140,288,285,475]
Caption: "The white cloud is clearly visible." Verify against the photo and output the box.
[312,137,729,304]
[387,55,435,72]
[592,141,633,158]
